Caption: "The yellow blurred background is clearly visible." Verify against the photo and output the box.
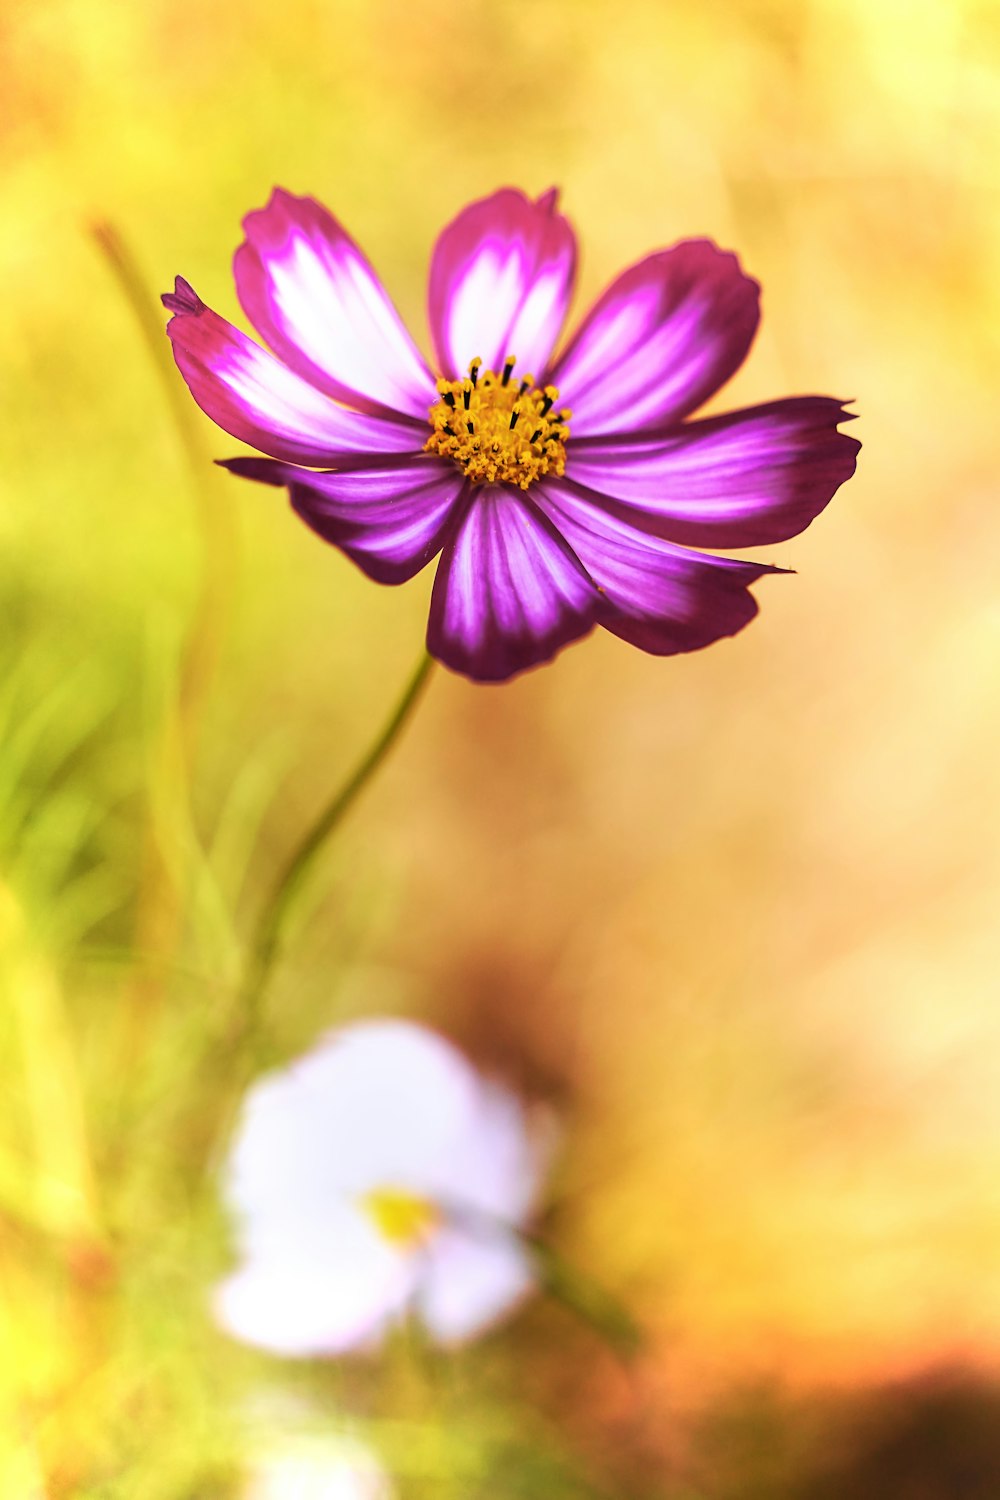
[3,0,1000,1493]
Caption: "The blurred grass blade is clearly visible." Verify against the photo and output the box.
[0,882,101,1243]
[91,221,237,746]
[92,222,237,1039]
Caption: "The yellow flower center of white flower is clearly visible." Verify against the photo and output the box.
[425,356,571,490]
[362,1187,440,1247]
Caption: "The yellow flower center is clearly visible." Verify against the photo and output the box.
[361,1187,441,1248]
[425,356,571,490]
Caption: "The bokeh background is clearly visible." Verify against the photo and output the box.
[3,0,1000,1494]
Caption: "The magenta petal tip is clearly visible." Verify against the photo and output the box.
[161,276,203,315]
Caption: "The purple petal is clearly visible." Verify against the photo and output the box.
[163,279,426,465]
[428,187,577,382]
[220,455,463,584]
[233,189,437,422]
[566,398,860,547]
[550,241,760,436]
[427,487,598,682]
[535,478,784,656]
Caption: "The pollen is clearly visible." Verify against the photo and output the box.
[361,1187,441,1248]
[425,357,571,489]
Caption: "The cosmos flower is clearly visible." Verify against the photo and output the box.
[164,187,859,682]
[215,1019,551,1356]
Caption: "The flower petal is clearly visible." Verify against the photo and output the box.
[220,455,462,584]
[428,187,577,382]
[433,1084,552,1223]
[214,1231,415,1356]
[420,1226,536,1345]
[226,1022,489,1203]
[566,398,860,546]
[427,487,599,682]
[234,189,437,420]
[535,478,784,656]
[550,241,760,436]
[163,278,425,465]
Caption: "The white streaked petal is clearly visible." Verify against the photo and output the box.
[428,187,577,380]
[164,280,425,465]
[235,189,436,420]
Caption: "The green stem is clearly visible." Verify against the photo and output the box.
[443,1199,643,1363]
[525,1230,643,1363]
[241,650,435,1024]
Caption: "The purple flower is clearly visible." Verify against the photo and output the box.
[164,187,859,683]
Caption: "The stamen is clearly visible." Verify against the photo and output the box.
[424,359,570,489]
[362,1187,439,1247]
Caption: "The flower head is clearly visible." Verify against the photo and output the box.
[164,187,859,682]
[215,1020,551,1356]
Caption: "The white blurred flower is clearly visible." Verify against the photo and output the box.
[216,1019,552,1356]
[244,1434,393,1500]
